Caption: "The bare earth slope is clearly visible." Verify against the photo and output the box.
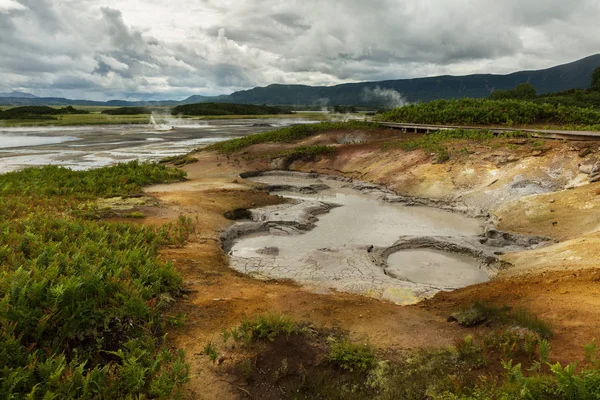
[141,129,600,398]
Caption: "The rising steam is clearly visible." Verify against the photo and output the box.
[362,86,409,109]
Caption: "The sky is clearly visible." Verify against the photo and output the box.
[1,0,599,101]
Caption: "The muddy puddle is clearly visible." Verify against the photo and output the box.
[386,249,488,288]
[226,172,503,304]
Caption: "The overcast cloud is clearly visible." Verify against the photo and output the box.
[0,0,599,100]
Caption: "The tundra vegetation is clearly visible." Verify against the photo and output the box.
[377,98,600,127]
[0,161,192,398]
[171,102,292,116]
[206,121,378,153]
[381,128,539,163]
[207,313,600,399]
[101,106,151,115]
[490,70,600,109]
[0,106,89,120]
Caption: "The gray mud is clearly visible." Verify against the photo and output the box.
[223,171,552,304]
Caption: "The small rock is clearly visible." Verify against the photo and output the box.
[552,221,558,226]
[508,139,528,145]
[579,147,592,158]
[548,199,555,204]
[448,308,487,327]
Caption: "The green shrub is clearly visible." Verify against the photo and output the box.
[207,121,378,153]
[328,339,376,372]
[490,83,537,100]
[226,314,298,343]
[0,163,191,398]
[0,160,186,198]
[378,98,600,126]
[278,145,337,165]
[0,106,88,120]
[159,154,198,166]
[172,102,292,116]
[101,107,150,115]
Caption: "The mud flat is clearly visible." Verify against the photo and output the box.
[223,171,550,304]
[0,118,317,172]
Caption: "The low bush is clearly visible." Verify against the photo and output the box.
[172,102,292,116]
[328,338,376,372]
[0,160,186,198]
[207,121,378,153]
[101,107,150,115]
[378,98,600,126]
[0,106,89,120]
[159,154,199,166]
[224,314,298,344]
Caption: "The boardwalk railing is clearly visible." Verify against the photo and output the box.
[378,122,600,141]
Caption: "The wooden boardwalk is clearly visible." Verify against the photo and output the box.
[379,122,600,141]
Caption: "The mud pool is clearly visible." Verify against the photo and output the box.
[226,172,507,304]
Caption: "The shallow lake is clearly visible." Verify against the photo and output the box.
[0,117,316,172]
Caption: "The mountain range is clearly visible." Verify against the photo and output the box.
[2,54,600,108]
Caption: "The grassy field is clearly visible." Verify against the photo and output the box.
[0,111,330,126]
[0,113,152,126]
[0,161,192,399]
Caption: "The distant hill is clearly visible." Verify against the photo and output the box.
[0,91,38,99]
[180,94,230,105]
[172,102,292,116]
[227,54,600,107]
[1,54,599,108]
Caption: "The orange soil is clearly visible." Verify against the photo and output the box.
[136,130,600,398]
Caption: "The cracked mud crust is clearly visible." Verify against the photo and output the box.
[223,171,552,304]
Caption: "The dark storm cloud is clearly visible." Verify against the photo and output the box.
[0,0,599,100]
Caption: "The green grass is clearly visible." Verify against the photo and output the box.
[0,111,329,126]
[219,312,599,399]
[206,121,379,153]
[328,338,376,372]
[0,113,152,126]
[159,154,199,167]
[0,160,186,199]
[0,162,191,398]
[187,112,327,120]
[383,129,531,163]
[223,314,298,344]
[277,145,337,165]
[378,98,600,127]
